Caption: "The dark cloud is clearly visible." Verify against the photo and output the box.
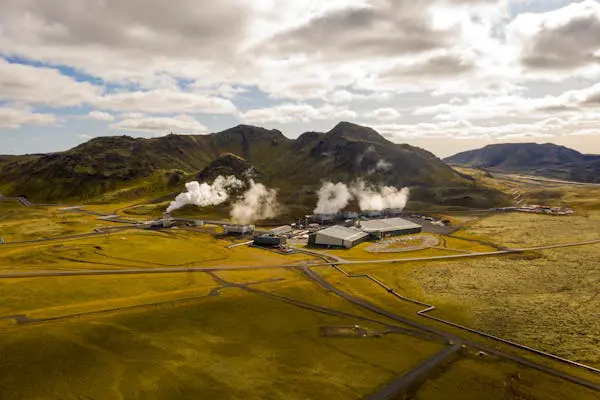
[381,54,476,80]
[521,9,600,70]
[582,91,600,105]
[260,1,459,60]
[0,0,248,58]
[383,54,476,79]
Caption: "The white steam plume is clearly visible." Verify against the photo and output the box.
[375,159,392,171]
[167,175,244,212]
[231,180,279,224]
[314,182,352,214]
[350,180,410,211]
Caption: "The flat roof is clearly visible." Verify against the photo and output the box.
[360,217,421,233]
[317,225,369,242]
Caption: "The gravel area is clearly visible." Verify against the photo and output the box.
[366,234,440,253]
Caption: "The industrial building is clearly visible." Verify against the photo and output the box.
[309,226,369,249]
[362,210,383,218]
[269,225,293,236]
[310,214,336,224]
[359,217,422,239]
[147,213,174,229]
[253,234,286,247]
[252,225,292,247]
[223,225,255,235]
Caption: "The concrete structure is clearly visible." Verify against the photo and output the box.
[342,211,359,219]
[362,210,382,218]
[383,208,403,217]
[147,214,175,229]
[311,214,337,224]
[309,226,369,249]
[269,225,293,236]
[162,213,172,228]
[320,325,369,338]
[359,217,422,239]
[223,224,255,235]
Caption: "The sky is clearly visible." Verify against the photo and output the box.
[1,0,600,157]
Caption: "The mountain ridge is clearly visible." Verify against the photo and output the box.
[0,122,509,211]
[444,142,600,183]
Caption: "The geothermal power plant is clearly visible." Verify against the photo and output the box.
[139,177,438,251]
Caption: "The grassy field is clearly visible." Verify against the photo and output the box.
[408,245,600,367]
[2,181,600,398]
[0,273,219,322]
[0,203,105,242]
[452,211,600,247]
[0,271,443,400]
[0,230,311,272]
[325,212,600,368]
[412,353,599,400]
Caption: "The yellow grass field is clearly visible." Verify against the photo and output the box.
[2,179,600,399]
[0,269,443,400]
[0,229,311,272]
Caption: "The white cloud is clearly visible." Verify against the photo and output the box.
[94,89,237,115]
[2,0,600,151]
[371,114,600,141]
[110,114,208,133]
[507,0,600,76]
[88,111,115,122]
[413,82,600,122]
[78,134,92,139]
[364,108,401,121]
[0,105,58,128]
[0,58,101,107]
[241,103,356,125]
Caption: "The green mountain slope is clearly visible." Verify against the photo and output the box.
[0,122,508,211]
[444,143,600,183]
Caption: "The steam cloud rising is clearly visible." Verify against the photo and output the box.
[166,175,243,212]
[231,180,279,224]
[313,180,410,214]
[350,181,409,211]
[314,182,353,214]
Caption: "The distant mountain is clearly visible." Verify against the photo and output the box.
[0,122,509,212]
[444,143,600,183]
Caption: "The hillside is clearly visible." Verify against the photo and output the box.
[445,143,600,183]
[0,122,509,212]
[195,153,260,183]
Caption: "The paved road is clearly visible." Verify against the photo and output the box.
[366,342,462,400]
[493,173,600,187]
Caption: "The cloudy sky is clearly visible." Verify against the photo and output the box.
[1,0,600,157]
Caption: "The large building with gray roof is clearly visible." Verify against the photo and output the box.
[308,226,370,249]
[359,217,422,239]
